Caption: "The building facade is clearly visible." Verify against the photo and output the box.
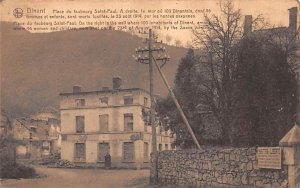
[60,77,174,169]
[0,109,11,139]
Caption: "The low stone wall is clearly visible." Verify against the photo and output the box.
[150,148,288,187]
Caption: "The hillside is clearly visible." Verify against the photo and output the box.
[1,22,188,117]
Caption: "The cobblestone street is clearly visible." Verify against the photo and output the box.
[1,166,150,188]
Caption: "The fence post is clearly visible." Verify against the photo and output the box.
[279,124,300,188]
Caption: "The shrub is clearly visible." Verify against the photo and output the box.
[0,163,36,179]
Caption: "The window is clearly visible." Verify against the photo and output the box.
[42,141,50,150]
[99,97,108,105]
[45,130,49,137]
[144,97,148,106]
[74,143,86,162]
[124,96,133,105]
[99,114,109,132]
[171,144,176,150]
[30,127,37,133]
[76,116,85,133]
[75,99,85,107]
[123,142,134,161]
[144,142,149,161]
[124,113,133,131]
[159,144,162,151]
[98,143,110,162]
[165,144,169,150]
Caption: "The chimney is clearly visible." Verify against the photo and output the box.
[289,7,297,32]
[244,15,252,37]
[73,85,82,93]
[113,77,122,90]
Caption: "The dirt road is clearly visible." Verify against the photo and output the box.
[1,166,150,188]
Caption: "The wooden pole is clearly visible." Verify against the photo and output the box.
[149,29,157,154]
[153,57,202,150]
[148,29,158,185]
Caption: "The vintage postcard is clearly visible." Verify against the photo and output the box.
[1,0,299,187]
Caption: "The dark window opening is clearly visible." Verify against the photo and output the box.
[99,97,108,105]
[75,99,85,107]
[74,143,86,162]
[165,144,168,150]
[76,116,85,133]
[30,127,37,133]
[99,114,109,132]
[123,142,134,161]
[144,142,149,161]
[124,113,133,131]
[98,142,110,162]
[124,96,133,105]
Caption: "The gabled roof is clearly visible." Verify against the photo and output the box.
[14,118,31,131]
[279,124,300,146]
[38,106,59,114]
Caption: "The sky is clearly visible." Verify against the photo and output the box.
[1,0,299,44]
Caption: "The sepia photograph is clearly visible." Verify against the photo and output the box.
[0,0,299,187]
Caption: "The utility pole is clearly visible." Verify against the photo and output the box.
[134,29,170,153]
[148,29,157,154]
[152,57,202,150]
[134,29,170,185]
[134,29,202,184]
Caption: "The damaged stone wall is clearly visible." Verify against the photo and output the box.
[150,148,288,188]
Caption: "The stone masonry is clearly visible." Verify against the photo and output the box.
[150,148,288,188]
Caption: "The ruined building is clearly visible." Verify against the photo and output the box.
[243,7,299,58]
[12,107,61,159]
[60,77,174,168]
[0,109,12,139]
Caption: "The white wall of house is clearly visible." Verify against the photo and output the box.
[60,88,174,168]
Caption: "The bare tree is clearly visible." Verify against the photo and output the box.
[192,0,244,144]
[192,0,299,145]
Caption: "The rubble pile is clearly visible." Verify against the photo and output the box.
[39,152,61,165]
[50,160,76,168]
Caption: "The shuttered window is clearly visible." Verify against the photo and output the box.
[76,116,85,133]
[144,142,149,161]
[124,113,133,131]
[98,143,110,162]
[99,114,109,132]
[124,96,133,105]
[74,143,86,162]
[123,142,134,161]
